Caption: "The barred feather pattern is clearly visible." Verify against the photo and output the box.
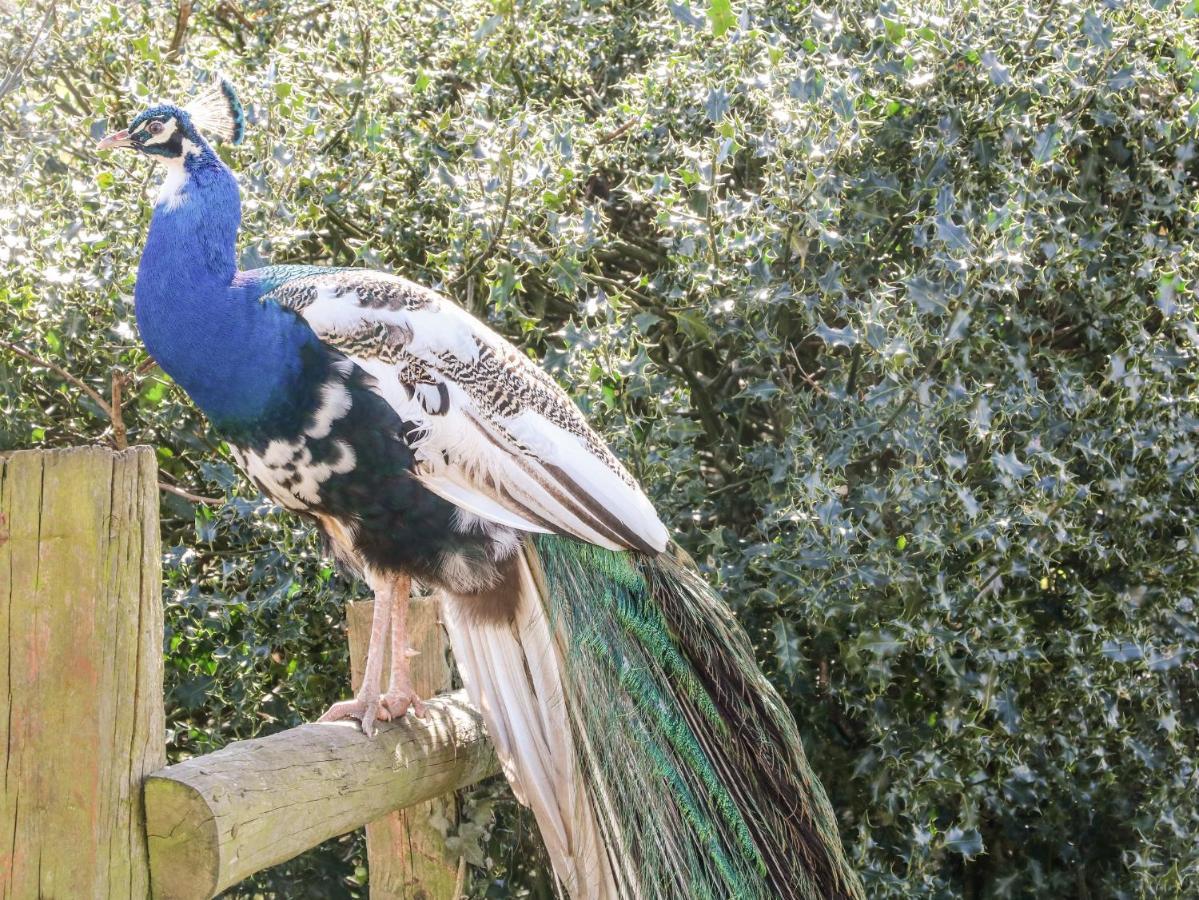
[447,534,864,900]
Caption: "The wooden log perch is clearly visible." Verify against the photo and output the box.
[0,446,165,899]
[144,691,500,900]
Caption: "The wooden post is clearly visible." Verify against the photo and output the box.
[0,446,165,899]
[144,691,498,900]
[348,595,463,899]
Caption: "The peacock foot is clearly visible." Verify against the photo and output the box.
[318,691,383,737]
[379,685,426,721]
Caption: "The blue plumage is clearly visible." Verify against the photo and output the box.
[135,147,314,429]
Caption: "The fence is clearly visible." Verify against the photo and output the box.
[0,446,499,899]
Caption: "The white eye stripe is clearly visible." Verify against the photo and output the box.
[142,119,177,145]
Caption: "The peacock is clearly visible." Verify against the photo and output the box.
[99,79,864,900]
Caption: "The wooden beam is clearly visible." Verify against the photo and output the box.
[348,596,464,899]
[144,691,499,900]
[0,446,165,899]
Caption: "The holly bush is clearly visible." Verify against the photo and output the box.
[1,0,1196,896]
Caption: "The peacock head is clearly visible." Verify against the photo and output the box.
[97,77,244,162]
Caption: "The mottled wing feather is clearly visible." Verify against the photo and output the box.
[262,269,669,554]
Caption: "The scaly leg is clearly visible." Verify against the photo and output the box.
[379,572,426,721]
[318,576,392,736]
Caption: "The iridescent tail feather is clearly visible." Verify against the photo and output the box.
[443,535,863,899]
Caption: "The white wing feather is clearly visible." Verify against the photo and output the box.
[267,270,669,555]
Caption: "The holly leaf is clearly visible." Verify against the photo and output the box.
[707,0,736,37]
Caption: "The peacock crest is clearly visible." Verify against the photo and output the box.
[182,76,244,146]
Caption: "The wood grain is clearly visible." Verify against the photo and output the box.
[0,446,165,900]
[143,691,498,900]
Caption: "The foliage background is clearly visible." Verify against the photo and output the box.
[1,0,1197,896]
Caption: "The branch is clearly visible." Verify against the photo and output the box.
[166,0,193,56]
[0,4,56,102]
[451,149,515,288]
[707,146,721,270]
[597,117,638,145]
[158,482,222,505]
[0,338,113,419]
[1022,0,1061,57]
[318,9,371,153]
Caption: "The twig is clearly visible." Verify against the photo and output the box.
[583,270,655,308]
[0,338,113,419]
[798,362,831,399]
[322,203,371,241]
[1022,0,1061,57]
[597,118,638,145]
[706,144,720,270]
[319,6,371,153]
[452,149,515,288]
[158,482,222,505]
[215,0,254,30]
[845,345,861,397]
[1071,34,1136,117]
[54,68,92,117]
[110,369,128,450]
[0,3,55,102]
[167,0,193,56]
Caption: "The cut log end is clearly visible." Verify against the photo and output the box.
[144,777,221,900]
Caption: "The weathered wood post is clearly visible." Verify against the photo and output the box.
[348,595,463,899]
[0,446,165,900]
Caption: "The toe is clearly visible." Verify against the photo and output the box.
[381,689,424,720]
[317,695,383,736]
[360,702,380,737]
[318,699,360,723]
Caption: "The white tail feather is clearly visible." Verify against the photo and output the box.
[442,548,618,899]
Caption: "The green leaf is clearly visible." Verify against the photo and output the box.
[773,618,803,675]
[674,309,713,342]
[945,828,984,858]
[707,0,736,37]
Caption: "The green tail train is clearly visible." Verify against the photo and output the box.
[442,533,864,900]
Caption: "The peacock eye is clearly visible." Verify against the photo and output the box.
[147,120,165,135]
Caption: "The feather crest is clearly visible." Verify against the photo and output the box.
[184,76,245,145]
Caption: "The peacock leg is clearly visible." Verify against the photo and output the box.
[318,573,392,736]
[379,572,427,721]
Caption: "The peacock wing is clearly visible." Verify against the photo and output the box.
[260,269,669,555]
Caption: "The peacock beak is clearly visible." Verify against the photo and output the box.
[97,129,133,151]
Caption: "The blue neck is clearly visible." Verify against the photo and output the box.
[134,147,315,432]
